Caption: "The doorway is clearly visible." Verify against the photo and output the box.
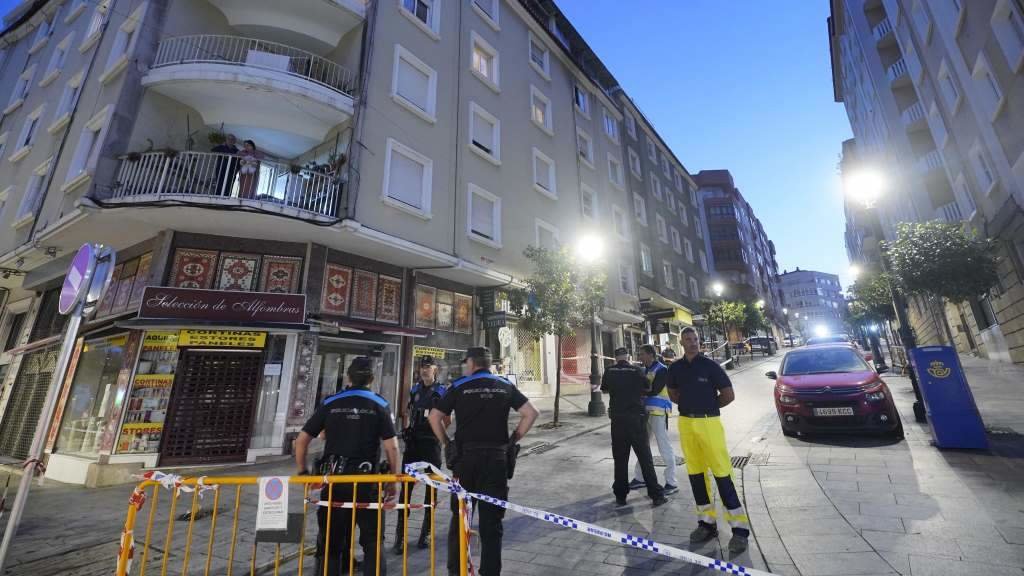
[160,349,264,465]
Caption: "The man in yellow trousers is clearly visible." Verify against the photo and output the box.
[667,326,749,554]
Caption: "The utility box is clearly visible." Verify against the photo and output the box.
[909,346,988,450]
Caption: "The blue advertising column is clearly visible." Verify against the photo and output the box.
[909,346,988,450]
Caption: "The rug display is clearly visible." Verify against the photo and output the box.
[454,293,473,333]
[216,253,262,291]
[436,289,453,331]
[169,248,218,289]
[128,253,153,307]
[376,275,401,324]
[259,255,303,294]
[321,264,352,315]
[351,270,378,320]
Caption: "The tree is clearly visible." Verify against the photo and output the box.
[509,246,606,425]
[847,272,897,323]
[886,222,999,303]
[742,302,769,336]
[706,300,747,343]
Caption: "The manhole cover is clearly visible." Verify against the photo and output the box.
[653,456,685,466]
[530,443,559,455]
[731,456,750,469]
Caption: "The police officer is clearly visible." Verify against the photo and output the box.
[600,347,668,508]
[667,327,749,554]
[428,347,539,576]
[294,357,401,576]
[393,356,448,554]
[628,344,679,496]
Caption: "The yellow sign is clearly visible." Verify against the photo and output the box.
[412,346,447,360]
[674,308,694,326]
[179,330,267,348]
[132,374,175,388]
[927,360,951,379]
[144,331,179,349]
[122,422,164,432]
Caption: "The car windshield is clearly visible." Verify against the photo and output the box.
[781,348,870,375]
[806,335,849,345]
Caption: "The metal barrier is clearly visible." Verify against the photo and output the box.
[115,473,466,576]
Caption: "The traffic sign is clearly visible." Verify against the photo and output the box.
[58,244,95,314]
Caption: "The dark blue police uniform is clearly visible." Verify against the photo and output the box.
[394,377,447,550]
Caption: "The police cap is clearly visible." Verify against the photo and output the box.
[347,356,374,378]
[462,346,492,364]
[419,355,437,367]
[613,347,629,358]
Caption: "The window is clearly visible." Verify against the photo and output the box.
[690,278,700,300]
[82,0,111,51]
[469,102,500,164]
[0,133,7,163]
[472,0,498,30]
[667,192,677,214]
[65,0,87,23]
[529,85,553,135]
[992,0,1024,72]
[690,185,698,206]
[680,203,688,224]
[392,45,437,123]
[2,312,26,352]
[0,186,9,222]
[640,244,653,276]
[532,148,556,199]
[573,84,590,117]
[6,66,36,115]
[401,0,440,38]
[656,214,668,243]
[576,128,594,168]
[14,159,50,227]
[470,32,499,92]
[528,33,550,80]
[618,263,636,295]
[608,154,624,189]
[927,102,948,149]
[684,238,694,262]
[535,219,559,251]
[42,33,74,87]
[63,106,110,192]
[49,72,82,134]
[662,261,674,288]
[11,105,45,162]
[675,170,685,192]
[602,108,619,142]
[938,61,961,112]
[661,153,671,178]
[100,4,144,85]
[628,147,642,178]
[633,193,647,226]
[671,227,682,254]
[612,205,629,240]
[581,184,596,220]
[695,214,703,238]
[383,138,432,218]
[971,54,1005,120]
[646,134,657,162]
[678,270,688,296]
[911,0,932,43]
[30,17,51,54]
[953,174,977,219]
[468,184,501,248]
[699,250,708,273]
[970,142,997,195]
[650,175,663,200]
[624,112,637,139]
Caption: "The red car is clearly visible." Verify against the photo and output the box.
[767,344,903,438]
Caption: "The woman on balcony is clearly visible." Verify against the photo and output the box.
[237,140,262,199]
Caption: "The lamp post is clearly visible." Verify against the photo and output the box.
[712,282,730,364]
[782,307,790,346]
[845,168,925,422]
[576,235,606,417]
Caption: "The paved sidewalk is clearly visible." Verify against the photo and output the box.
[745,355,1024,576]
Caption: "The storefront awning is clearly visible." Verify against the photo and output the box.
[115,318,311,332]
[599,307,645,326]
[331,320,432,338]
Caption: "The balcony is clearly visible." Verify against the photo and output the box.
[916,149,944,174]
[872,18,895,46]
[205,0,365,53]
[111,151,342,219]
[900,102,927,132]
[143,35,356,157]
[887,58,909,87]
[935,202,963,223]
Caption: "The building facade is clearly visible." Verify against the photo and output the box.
[778,268,848,338]
[830,0,1024,363]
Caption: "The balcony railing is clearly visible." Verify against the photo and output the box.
[900,102,926,126]
[917,149,944,173]
[153,35,357,97]
[872,18,894,42]
[113,151,342,218]
[936,202,963,223]
[887,58,908,83]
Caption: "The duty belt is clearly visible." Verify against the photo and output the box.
[316,454,376,475]
[460,441,508,451]
[680,413,716,418]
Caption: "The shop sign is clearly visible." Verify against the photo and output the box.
[482,311,507,329]
[143,331,179,349]
[651,319,671,334]
[179,330,267,348]
[479,289,496,313]
[692,314,708,324]
[412,346,447,360]
[139,287,306,324]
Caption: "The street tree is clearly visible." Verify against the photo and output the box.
[706,300,747,344]
[509,246,606,425]
[742,302,769,336]
[847,272,897,323]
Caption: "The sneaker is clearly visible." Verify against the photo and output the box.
[615,497,628,507]
[728,534,748,555]
[690,523,718,543]
[651,496,668,507]
[663,483,679,495]
[627,479,646,490]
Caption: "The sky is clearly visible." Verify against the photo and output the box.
[0,0,856,287]
[558,0,855,288]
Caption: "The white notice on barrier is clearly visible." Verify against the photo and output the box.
[256,476,289,531]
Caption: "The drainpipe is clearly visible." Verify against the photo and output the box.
[344,0,379,220]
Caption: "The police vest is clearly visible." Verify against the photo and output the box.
[450,371,512,389]
[644,362,673,415]
[408,380,448,429]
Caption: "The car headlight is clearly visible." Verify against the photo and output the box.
[779,395,798,405]
[864,390,886,402]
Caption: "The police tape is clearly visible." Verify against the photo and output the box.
[306,499,433,510]
[404,462,776,576]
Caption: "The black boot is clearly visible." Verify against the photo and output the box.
[417,527,430,549]
[392,533,404,556]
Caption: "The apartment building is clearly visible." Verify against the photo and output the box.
[0,0,714,484]
[615,94,711,355]
[830,0,1024,364]
[778,268,848,338]
[695,169,786,339]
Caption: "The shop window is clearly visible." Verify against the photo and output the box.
[970,294,997,330]
[116,331,178,454]
[55,334,128,457]
[250,334,288,449]
[30,288,70,342]
[3,312,26,351]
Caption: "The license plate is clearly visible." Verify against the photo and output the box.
[813,407,855,417]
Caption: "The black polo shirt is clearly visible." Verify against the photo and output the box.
[435,370,528,445]
[600,360,649,418]
[666,353,732,416]
[302,388,396,460]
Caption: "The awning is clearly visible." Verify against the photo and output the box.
[5,334,62,356]
[599,307,645,326]
[116,318,311,332]
[312,318,432,338]
[5,311,139,356]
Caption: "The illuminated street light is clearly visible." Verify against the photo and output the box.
[575,234,604,264]
[576,233,606,417]
[756,299,765,309]
[844,168,887,209]
[849,264,861,281]
[814,324,829,337]
[712,282,724,298]
[782,307,788,315]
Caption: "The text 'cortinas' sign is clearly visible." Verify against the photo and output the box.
[139,287,305,324]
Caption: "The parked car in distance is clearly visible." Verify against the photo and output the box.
[744,337,777,355]
[783,334,803,347]
[766,344,902,438]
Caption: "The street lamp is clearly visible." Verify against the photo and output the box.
[576,234,606,417]
[844,167,926,422]
[711,282,730,364]
[849,264,862,281]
